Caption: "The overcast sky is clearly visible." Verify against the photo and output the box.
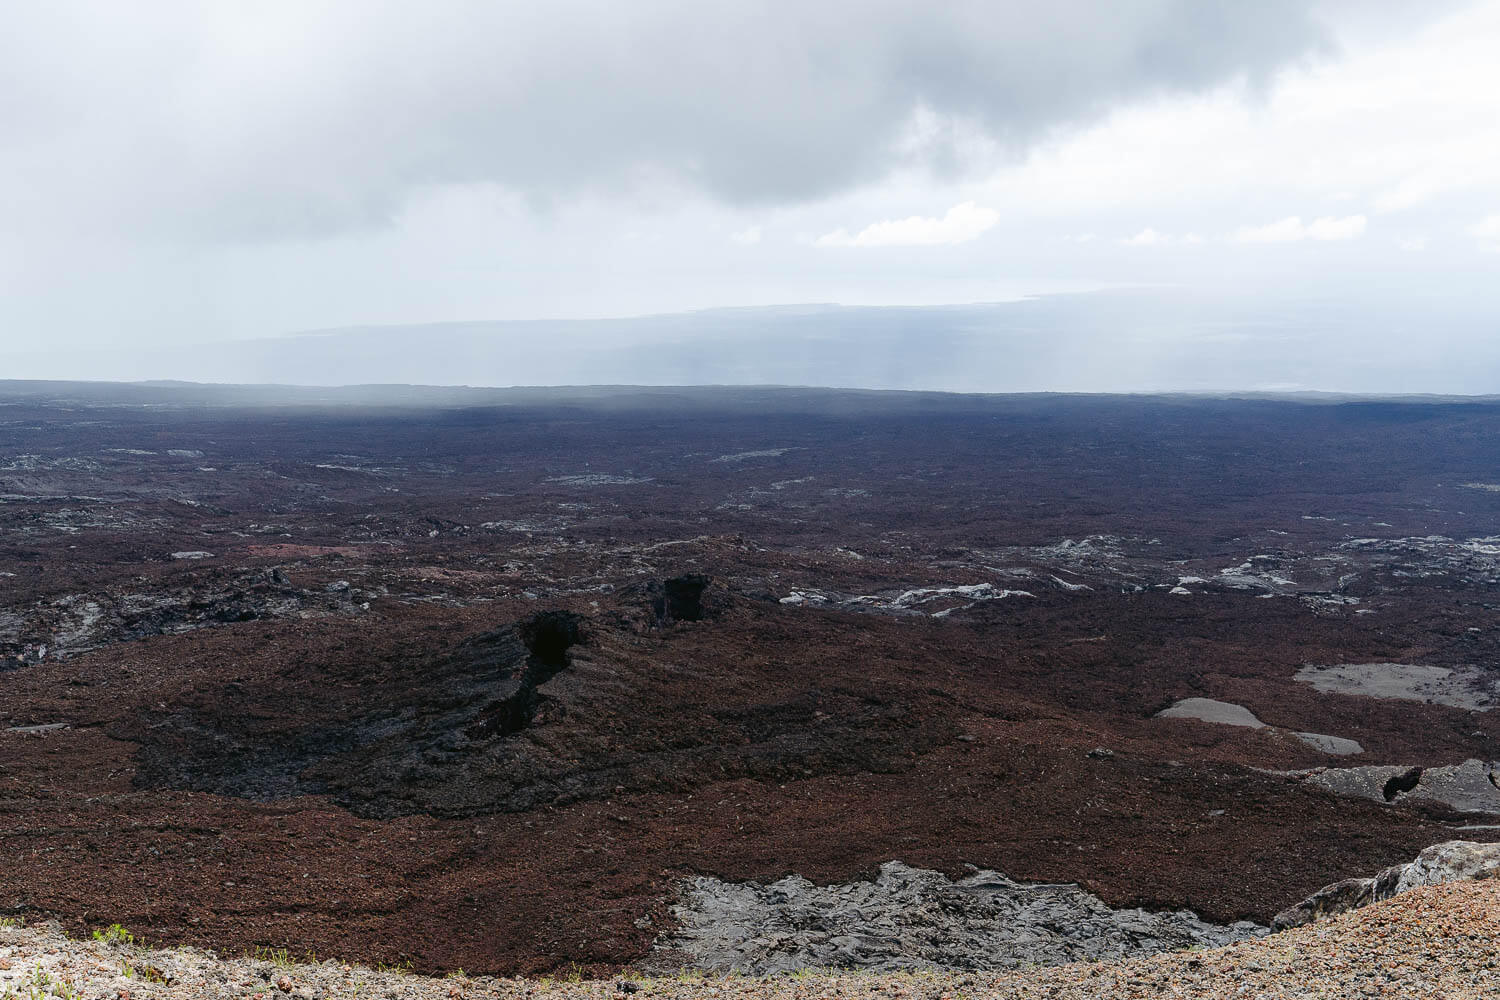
[2,1,1498,389]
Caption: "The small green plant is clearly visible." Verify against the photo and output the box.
[122,960,167,984]
[0,915,25,930]
[92,923,136,947]
[375,959,414,976]
[255,945,295,968]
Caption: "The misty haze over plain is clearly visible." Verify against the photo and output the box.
[2,1,1498,392]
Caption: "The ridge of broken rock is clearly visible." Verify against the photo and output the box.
[651,860,1266,974]
[1273,839,1500,930]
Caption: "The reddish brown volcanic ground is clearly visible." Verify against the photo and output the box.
[2,382,1500,973]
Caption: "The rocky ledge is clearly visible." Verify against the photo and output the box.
[1274,839,1500,929]
[651,861,1264,974]
[651,840,1500,975]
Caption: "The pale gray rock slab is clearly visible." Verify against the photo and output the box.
[1294,662,1500,711]
[1406,759,1500,813]
[1304,759,1500,813]
[1305,765,1412,803]
[1155,698,1265,728]
[1294,732,1364,755]
[655,861,1264,974]
[1393,840,1500,893]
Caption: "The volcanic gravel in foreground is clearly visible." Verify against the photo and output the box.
[4,879,1497,999]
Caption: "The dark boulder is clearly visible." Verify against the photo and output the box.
[649,574,714,624]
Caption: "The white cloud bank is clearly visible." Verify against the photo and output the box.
[1232,215,1368,243]
[1469,214,1500,251]
[1120,228,1202,246]
[1121,227,1169,246]
[816,202,1000,248]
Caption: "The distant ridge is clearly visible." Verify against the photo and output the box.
[4,290,1498,393]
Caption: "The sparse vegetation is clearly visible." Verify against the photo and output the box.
[254,945,296,968]
[91,923,136,947]
[121,960,167,984]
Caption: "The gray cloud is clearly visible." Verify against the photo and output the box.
[0,0,1335,242]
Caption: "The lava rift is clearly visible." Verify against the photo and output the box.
[120,610,586,817]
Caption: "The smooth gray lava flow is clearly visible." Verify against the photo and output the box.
[1294,663,1500,711]
[1154,698,1266,728]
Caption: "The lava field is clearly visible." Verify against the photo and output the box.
[2,381,1500,973]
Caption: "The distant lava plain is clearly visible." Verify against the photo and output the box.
[2,382,1499,973]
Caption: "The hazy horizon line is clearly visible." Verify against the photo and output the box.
[5,377,1500,405]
